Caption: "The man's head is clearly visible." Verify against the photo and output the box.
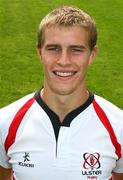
[37,6,98,96]
[37,5,97,51]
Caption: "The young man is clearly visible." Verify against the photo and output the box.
[0,5,123,180]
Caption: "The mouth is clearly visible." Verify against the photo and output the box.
[53,71,76,78]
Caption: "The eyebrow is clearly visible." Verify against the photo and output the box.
[45,44,60,48]
[45,44,86,49]
[69,45,86,49]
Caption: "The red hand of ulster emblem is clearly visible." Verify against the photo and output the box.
[83,152,101,170]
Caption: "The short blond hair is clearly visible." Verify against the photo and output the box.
[37,5,97,50]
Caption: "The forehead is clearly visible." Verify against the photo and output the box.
[43,26,89,46]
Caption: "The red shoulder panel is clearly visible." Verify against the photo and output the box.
[4,96,35,152]
[93,99,121,160]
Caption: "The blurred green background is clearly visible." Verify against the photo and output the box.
[0,0,123,108]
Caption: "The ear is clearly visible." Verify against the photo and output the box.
[89,46,98,65]
[36,47,44,64]
[36,47,41,58]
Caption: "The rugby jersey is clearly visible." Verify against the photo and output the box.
[0,89,123,180]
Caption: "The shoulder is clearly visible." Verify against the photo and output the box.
[93,94,123,137]
[0,92,35,129]
[94,94,123,121]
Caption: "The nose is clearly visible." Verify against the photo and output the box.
[57,49,71,66]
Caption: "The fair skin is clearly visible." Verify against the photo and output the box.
[0,26,123,179]
[38,26,97,121]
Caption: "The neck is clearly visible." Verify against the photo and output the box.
[40,87,89,122]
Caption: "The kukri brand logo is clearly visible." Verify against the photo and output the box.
[18,152,34,168]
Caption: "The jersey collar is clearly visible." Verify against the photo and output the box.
[35,89,94,141]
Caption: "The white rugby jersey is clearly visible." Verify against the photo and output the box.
[0,89,123,180]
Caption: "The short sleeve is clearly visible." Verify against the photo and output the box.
[0,130,11,168]
[113,129,123,173]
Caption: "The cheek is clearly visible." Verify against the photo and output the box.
[74,57,90,69]
[41,59,53,76]
[41,53,57,66]
[40,57,50,68]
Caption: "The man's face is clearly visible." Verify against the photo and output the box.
[39,26,97,96]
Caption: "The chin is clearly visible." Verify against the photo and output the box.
[52,87,75,96]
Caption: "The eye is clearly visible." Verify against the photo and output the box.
[46,46,60,52]
[70,46,84,54]
[72,48,83,52]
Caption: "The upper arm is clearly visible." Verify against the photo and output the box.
[112,172,123,180]
[0,166,12,180]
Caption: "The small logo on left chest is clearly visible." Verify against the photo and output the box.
[23,152,30,162]
[18,152,35,168]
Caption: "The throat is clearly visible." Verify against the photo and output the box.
[57,107,71,123]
